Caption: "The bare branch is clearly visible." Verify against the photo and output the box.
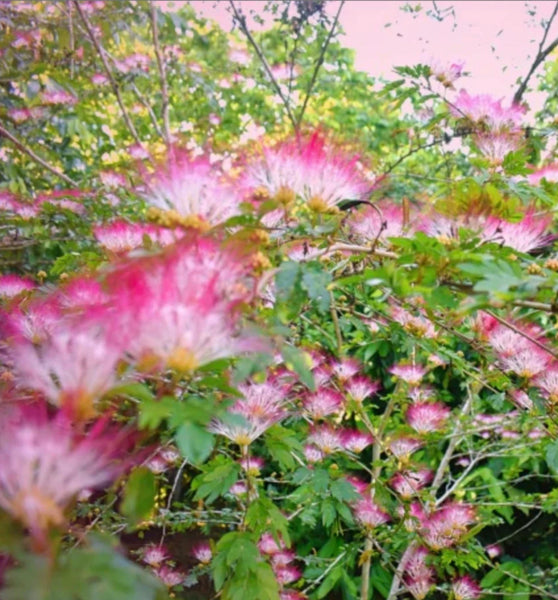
[296,0,345,128]
[514,1,558,104]
[229,0,299,133]
[0,124,78,187]
[73,0,144,149]
[150,3,172,145]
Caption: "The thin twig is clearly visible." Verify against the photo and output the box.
[130,82,165,139]
[0,125,78,187]
[150,3,171,144]
[73,0,144,148]
[296,0,345,128]
[514,1,558,104]
[67,0,75,79]
[229,0,298,133]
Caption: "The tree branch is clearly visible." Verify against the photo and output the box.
[514,1,558,104]
[73,0,144,148]
[150,3,171,145]
[0,124,78,187]
[296,0,345,128]
[229,0,299,134]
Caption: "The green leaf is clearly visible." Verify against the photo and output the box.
[546,439,558,473]
[321,497,337,527]
[281,345,315,390]
[120,468,157,525]
[175,422,215,465]
[192,457,241,503]
[301,263,332,313]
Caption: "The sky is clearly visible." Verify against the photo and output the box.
[187,0,558,110]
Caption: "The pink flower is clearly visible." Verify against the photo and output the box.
[209,381,288,445]
[346,375,380,403]
[99,170,127,188]
[0,402,136,548]
[406,402,450,434]
[473,131,523,165]
[140,544,169,566]
[428,59,465,88]
[0,274,35,298]
[528,163,558,185]
[352,496,390,529]
[273,564,301,586]
[451,576,481,600]
[239,456,265,474]
[331,357,361,381]
[481,211,555,253]
[420,502,476,550]
[271,550,296,567]
[390,469,433,498]
[58,277,108,310]
[242,132,372,214]
[154,565,184,587]
[258,532,287,555]
[451,90,525,132]
[8,307,125,420]
[341,429,374,453]
[387,436,423,460]
[93,221,157,253]
[41,89,78,106]
[391,304,437,338]
[485,543,503,559]
[128,143,150,160]
[192,542,212,564]
[535,367,558,403]
[302,387,343,419]
[91,73,109,85]
[401,546,434,600]
[389,363,427,385]
[498,348,551,379]
[143,150,243,228]
[280,591,307,600]
[347,200,412,243]
[307,425,343,454]
[303,444,324,463]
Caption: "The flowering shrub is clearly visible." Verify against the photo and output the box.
[2,2,558,599]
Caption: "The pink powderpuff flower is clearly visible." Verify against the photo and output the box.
[209,381,288,446]
[154,565,184,587]
[8,307,126,420]
[280,591,307,600]
[352,496,390,529]
[528,163,558,185]
[485,543,503,559]
[420,502,476,550]
[399,501,427,532]
[128,143,150,160]
[534,367,558,403]
[0,274,35,299]
[91,72,109,85]
[258,532,287,555]
[8,107,31,123]
[473,131,523,165]
[391,304,437,339]
[145,454,168,474]
[341,429,374,453]
[274,564,301,586]
[41,89,78,106]
[303,444,324,463]
[99,170,127,188]
[389,363,427,386]
[346,375,380,403]
[347,200,412,244]
[239,456,265,475]
[387,436,423,460]
[0,402,137,549]
[57,277,108,310]
[229,481,249,497]
[192,542,212,564]
[307,424,343,454]
[331,357,361,381]
[302,387,343,420]
[401,546,434,600]
[312,365,332,388]
[481,211,555,253]
[498,348,551,379]
[390,469,433,499]
[451,576,481,600]
[406,402,450,434]
[428,58,465,88]
[242,132,372,214]
[346,476,369,494]
[271,550,296,567]
[93,221,157,253]
[285,241,322,262]
[140,544,169,567]
[1,299,60,344]
[143,151,243,228]
[451,90,525,132]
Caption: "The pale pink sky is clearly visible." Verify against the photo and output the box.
[188,1,558,110]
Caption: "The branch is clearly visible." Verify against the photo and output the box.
[67,0,75,79]
[514,1,558,104]
[0,124,78,187]
[73,0,144,148]
[130,81,165,140]
[229,0,299,134]
[150,3,171,144]
[296,0,345,128]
